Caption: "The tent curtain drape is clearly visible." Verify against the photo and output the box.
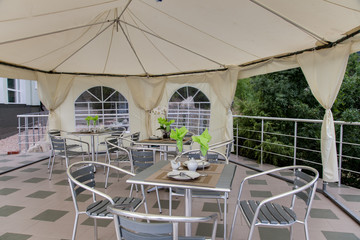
[126,76,167,137]
[37,73,75,130]
[297,43,351,182]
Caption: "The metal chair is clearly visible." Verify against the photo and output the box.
[108,204,218,240]
[209,139,233,160]
[48,134,90,180]
[169,149,231,240]
[95,126,126,162]
[104,136,131,188]
[229,165,319,240]
[67,161,147,240]
[129,146,165,213]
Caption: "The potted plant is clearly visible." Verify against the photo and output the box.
[85,116,92,131]
[157,117,174,138]
[170,126,188,154]
[192,128,212,159]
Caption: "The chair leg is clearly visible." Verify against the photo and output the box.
[47,150,53,169]
[71,214,79,240]
[217,199,223,220]
[48,155,56,180]
[93,218,98,240]
[155,186,162,213]
[224,196,227,240]
[304,222,309,240]
[229,203,240,240]
[105,165,110,189]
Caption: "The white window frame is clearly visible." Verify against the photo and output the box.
[7,78,21,104]
[74,86,130,130]
[167,86,211,135]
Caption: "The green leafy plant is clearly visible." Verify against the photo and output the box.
[192,128,212,157]
[85,116,92,126]
[92,115,99,126]
[170,126,188,153]
[157,117,175,132]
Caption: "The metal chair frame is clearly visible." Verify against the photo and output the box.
[67,161,147,240]
[48,134,90,180]
[229,165,319,240]
[108,204,218,240]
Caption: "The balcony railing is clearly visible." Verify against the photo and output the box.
[233,115,360,187]
[17,111,49,152]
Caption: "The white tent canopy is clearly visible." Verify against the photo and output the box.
[0,0,359,182]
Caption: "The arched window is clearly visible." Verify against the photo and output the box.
[74,86,129,130]
[168,86,210,135]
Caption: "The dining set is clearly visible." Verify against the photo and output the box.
[47,128,319,240]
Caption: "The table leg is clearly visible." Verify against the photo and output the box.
[185,188,192,236]
[90,135,95,162]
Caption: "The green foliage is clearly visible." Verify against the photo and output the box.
[170,126,188,153]
[158,117,175,132]
[192,128,212,157]
[85,115,99,126]
[233,53,360,188]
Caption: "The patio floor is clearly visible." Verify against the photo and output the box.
[0,152,359,240]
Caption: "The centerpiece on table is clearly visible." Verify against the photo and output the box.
[84,115,99,132]
[170,126,188,170]
[192,128,212,160]
[157,117,174,138]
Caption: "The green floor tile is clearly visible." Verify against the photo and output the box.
[95,182,111,188]
[26,190,56,199]
[310,208,339,219]
[0,167,13,171]
[322,231,359,240]
[279,171,294,176]
[109,172,126,178]
[55,180,69,186]
[246,170,258,175]
[32,209,68,222]
[0,232,32,240]
[0,176,16,181]
[248,179,267,185]
[81,218,112,227]
[65,194,92,202]
[202,202,224,212]
[196,222,224,238]
[152,199,180,210]
[250,190,272,198]
[339,194,360,202]
[0,188,20,196]
[20,168,41,172]
[0,205,25,217]
[259,227,290,240]
[51,169,66,174]
[0,159,11,163]
[23,177,47,183]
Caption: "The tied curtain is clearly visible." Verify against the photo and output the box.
[37,73,74,130]
[297,43,351,182]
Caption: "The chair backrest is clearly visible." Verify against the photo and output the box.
[293,168,318,206]
[129,147,155,172]
[107,204,218,240]
[105,137,120,154]
[131,132,140,141]
[209,139,233,158]
[175,149,228,164]
[67,161,136,210]
[49,135,66,151]
[111,126,126,137]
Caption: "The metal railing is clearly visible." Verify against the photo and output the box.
[233,115,360,187]
[17,111,49,152]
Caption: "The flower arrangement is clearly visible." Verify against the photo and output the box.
[170,126,188,154]
[192,128,212,157]
[85,115,99,130]
[157,117,174,138]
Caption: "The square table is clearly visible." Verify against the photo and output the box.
[127,160,236,239]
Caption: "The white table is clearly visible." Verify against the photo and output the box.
[127,160,236,239]
[70,130,114,162]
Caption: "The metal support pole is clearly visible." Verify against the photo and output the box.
[293,121,297,166]
[261,119,264,165]
[236,122,239,156]
[18,117,22,152]
[338,124,343,186]
[25,117,29,151]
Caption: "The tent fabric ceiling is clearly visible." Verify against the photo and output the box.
[0,0,359,77]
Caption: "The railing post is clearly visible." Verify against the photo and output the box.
[293,121,297,166]
[18,117,22,152]
[261,119,264,165]
[32,116,35,145]
[236,121,239,156]
[338,124,343,186]
[25,117,29,150]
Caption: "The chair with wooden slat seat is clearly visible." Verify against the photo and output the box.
[107,204,219,240]
[67,161,147,240]
[229,165,319,240]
